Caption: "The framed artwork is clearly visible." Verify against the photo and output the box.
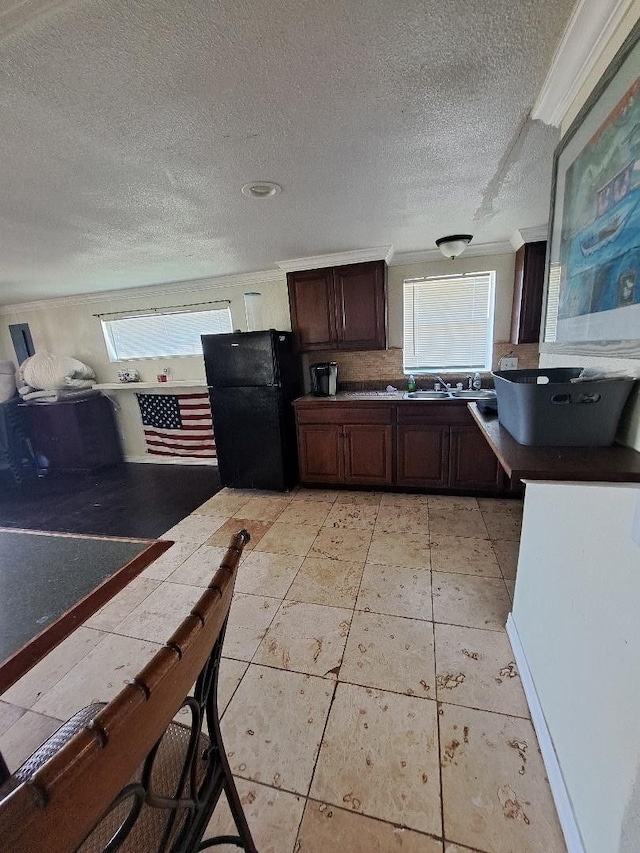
[540,20,640,358]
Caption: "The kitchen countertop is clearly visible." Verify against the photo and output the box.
[294,392,472,403]
[469,403,640,484]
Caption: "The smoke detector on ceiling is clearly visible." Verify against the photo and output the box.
[241,182,282,199]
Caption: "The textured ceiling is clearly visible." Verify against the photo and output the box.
[0,0,576,303]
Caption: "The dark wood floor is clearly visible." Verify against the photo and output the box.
[0,463,221,539]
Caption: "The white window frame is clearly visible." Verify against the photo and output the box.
[403,270,496,374]
[101,306,234,362]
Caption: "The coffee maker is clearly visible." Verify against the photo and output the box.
[310,362,338,396]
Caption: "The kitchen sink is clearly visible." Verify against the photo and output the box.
[404,391,451,399]
[448,389,497,400]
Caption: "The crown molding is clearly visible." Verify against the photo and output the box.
[275,246,393,272]
[510,225,549,251]
[532,0,634,127]
[0,268,285,315]
[389,240,514,267]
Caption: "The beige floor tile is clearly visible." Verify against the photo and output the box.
[428,496,479,512]
[85,577,161,631]
[0,711,63,772]
[309,527,372,563]
[235,551,304,598]
[374,505,428,534]
[340,611,435,698]
[206,518,272,550]
[223,593,279,661]
[357,562,433,621]
[193,493,252,516]
[112,581,202,642]
[166,545,229,587]
[432,573,511,632]
[334,490,383,506]
[174,656,249,730]
[478,498,523,516]
[428,508,489,540]
[430,535,501,577]
[254,600,351,678]
[204,781,305,853]
[3,626,106,710]
[138,541,201,580]
[277,500,334,527]
[492,540,520,581]
[483,513,522,541]
[444,843,485,853]
[161,514,228,544]
[367,531,430,569]
[324,503,379,530]
[32,633,160,720]
[297,800,442,852]
[380,492,429,507]
[218,658,250,716]
[0,701,25,736]
[310,683,441,836]
[292,488,339,503]
[222,665,334,796]
[434,623,529,717]
[255,523,321,557]
[440,704,566,853]
[234,495,292,522]
[286,557,364,608]
[505,578,516,601]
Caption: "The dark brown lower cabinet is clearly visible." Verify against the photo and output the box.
[297,424,343,483]
[449,425,503,490]
[396,424,449,488]
[344,424,392,485]
[294,399,506,494]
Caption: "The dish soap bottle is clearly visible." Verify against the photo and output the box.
[473,372,482,391]
[407,374,416,392]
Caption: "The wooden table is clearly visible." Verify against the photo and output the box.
[0,528,171,694]
[469,404,640,485]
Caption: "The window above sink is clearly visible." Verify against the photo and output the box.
[403,270,496,374]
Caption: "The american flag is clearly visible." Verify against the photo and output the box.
[136,393,216,458]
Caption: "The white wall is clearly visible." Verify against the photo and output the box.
[512,481,640,852]
[541,3,640,451]
[0,272,290,457]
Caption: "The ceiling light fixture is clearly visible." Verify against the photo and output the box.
[435,234,473,260]
[241,181,282,199]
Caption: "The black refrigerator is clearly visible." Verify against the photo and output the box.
[201,330,301,491]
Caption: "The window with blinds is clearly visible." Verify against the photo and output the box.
[543,262,561,342]
[403,271,495,373]
[101,307,234,361]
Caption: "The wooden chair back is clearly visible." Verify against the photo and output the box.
[0,530,255,853]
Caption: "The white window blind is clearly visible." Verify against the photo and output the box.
[101,307,233,361]
[403,271,495,372]
[543,262,561,342]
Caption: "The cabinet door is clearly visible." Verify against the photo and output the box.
[287,268,336,351]
[297,424,343,484]
[333,261,386,351]
[511,241,547,344]
[396,424,449,488]
[449,425,503,491]
[343,424,392,485]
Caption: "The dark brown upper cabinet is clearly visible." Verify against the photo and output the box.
[510,241,547,344]
[287,261,386,352]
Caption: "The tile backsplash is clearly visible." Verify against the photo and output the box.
[304,343,539,390]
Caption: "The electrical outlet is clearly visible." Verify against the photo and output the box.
[500,357,518,370]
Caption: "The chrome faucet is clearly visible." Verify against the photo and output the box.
[434,375,451,391]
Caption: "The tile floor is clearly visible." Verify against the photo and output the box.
[0,487,567,852]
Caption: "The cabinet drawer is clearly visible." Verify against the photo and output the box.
[296,404,393,425]
[397,402,471,426]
